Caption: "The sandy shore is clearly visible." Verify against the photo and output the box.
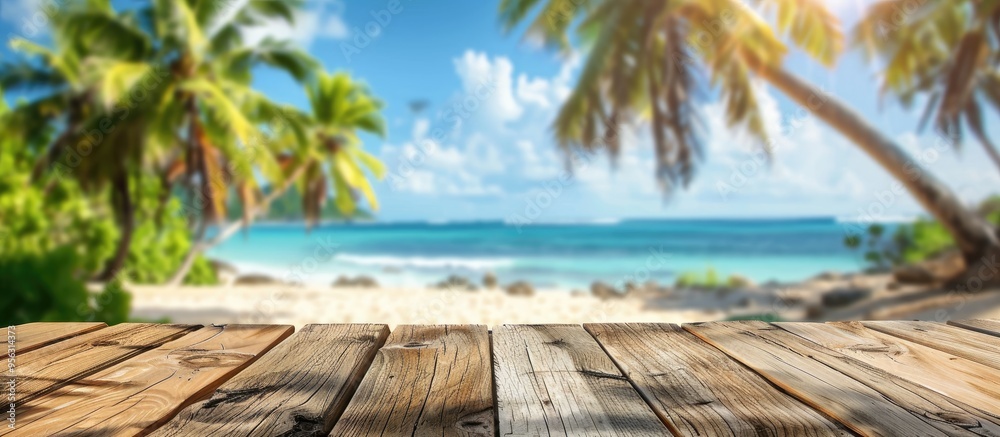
[125,269,1000,329]
[128,285,721,329]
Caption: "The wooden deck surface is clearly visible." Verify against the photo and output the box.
[6,320,1000,436]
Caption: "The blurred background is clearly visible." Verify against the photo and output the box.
[2,0,999,327]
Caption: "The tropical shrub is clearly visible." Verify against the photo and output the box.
[675,267,749,289]
[0,96,130,324]
[126,176,217,285]
[845,196,1000,269]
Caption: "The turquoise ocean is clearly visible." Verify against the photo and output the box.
[208,218,874,289]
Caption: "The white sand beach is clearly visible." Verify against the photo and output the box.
[126,270,1000,329]
[128,285,717,329]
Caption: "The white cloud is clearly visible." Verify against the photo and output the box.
[241,0,349,47]
[380,47,1000,221]
[453,51,523,125]
[2,0,56,39]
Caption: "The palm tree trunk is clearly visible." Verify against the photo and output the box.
[165,162,309,286]
[97,170,135,281]
[750,60,999,263]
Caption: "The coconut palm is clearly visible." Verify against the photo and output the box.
[80,0,316,280]
[501,0,999,269]
[2,1,160,281]
[856,0,1000,172]
[165,71,387,285]
[2,0,341,282]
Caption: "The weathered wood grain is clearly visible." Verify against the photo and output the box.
[12,323,106,354]
[586,323,851,436]
[863,320,1000,370]
[151,324,388,437]
[687,321,1000,437]
[493,324,668,436]
[15,323,199,404]
[948,319,1000,338]
[778,321,1000,418]
[8,324,292,437]
[331,325,494,437]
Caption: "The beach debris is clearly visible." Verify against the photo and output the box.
[892,265,936,285]
[894,250,965,285]
[805,305,824,320]
[483,272,498,289]
[209,259,239,285]
[726,275,754,289]
[821,287,872,308]
[591,281,624,300]
[812,271,842,281]
[234,274,279,285]
[504,281,535,297]
[433,275,478,291]
[333,275,379,288]
[209,259,238,276]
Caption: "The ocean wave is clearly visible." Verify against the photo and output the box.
[333,254,514,270]
[503,218,622,226]
[834,215,919,224]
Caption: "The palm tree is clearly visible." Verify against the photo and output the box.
[165,71,387,285]
[2,1,158,281]
[500,0,999,270]
[856,1,1000,173]
[85,0,318,281]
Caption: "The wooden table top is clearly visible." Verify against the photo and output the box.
[5,319,1000,436]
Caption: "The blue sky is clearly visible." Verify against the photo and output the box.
[3,0,999,222]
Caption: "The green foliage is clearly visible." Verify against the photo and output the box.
[126,176,218,285]
[500,0,844,193]
[845,200,1000,269]
[0,249,130,325]
[893,219,955,264]
[676,267,743,289]
[843,223,905,270]
[724,313,785,322]
[233,187,375,222]
[0,104,118,273]
[0,119,131,324]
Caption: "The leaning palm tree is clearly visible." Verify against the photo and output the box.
[166,71,387,285]
[856,0,1000,173]
[501,0,999,272]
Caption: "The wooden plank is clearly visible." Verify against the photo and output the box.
[8,324,292,437]
[863,320,1000,370]
[687,321,1000,437]
[586,323,851,436]
[12,323,107,354]
[493,324,669,436]
[948,319,1000,338]
[331,325,494,437]
[15,323,199,404]
[778,321,1000,417]
[152,324,388,437]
